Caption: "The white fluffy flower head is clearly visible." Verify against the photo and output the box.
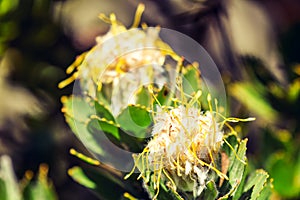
[148,105,223,166]
[125,94,230,199]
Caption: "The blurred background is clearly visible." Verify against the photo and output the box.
[0,0,299,199]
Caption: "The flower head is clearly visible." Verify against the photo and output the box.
[125,92,230,198]
[149,104,224,196]
[148,105,223,163]
[58,4,179,114]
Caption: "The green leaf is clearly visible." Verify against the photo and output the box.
[243,169,269,200]
[65,116,105,156]
[68,166,96,189]
[0,178,6,200]
[232,164,248,200]
[267,152,300,198]
[87,118,120,140]
[135,86,151,107]
[94,101,115,121]
[222,135,239,157]
[257,178,272,200]
[143,173,184,200]
[96,82,113,105]
[0,155,22,200]
[201,181,218,200]
[230,82,278,123]
[155,85,173,106]
[62,96,94,122]
[229,139,247,191]
[219,137,248,199]
[182,65,201,95]
[23,169,57,200]
[0,156,57,200]
[0,0,19,16]
[117,105,152,138]
[69,166,128,200]
[62,96,106,156]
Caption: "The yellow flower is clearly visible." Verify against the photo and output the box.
[59,4,179,114]
[125,91,255,199]
[146,105,223,197]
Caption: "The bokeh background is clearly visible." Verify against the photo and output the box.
[0,0,300,199]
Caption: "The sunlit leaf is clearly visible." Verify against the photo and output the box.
[69,166,130,200]
[0,155,21,200]
[243,169,269,200]
[94,101,114,121]
[62,96,105,156]
[87,118,120,140]
[230,82,278,123]
[68,166,96,189]
[228,139,247,188]
[155,85,173,106]
[0,0,19,16]
[116,104,152,138]
[182,65,201,95]
[135,86,151,107]
[23,164,57,200]
[201,181,218,200]
[268,153,300,198]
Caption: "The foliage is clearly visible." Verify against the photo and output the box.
[229,56,300,199]
[0,155,57,200]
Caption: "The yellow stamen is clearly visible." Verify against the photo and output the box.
[123,192,138,200]
[207,147,216,167]
[110,13,118,27]
[188,90,202,107]
[60,96,68,103]
[141,22,148,29]
[131,4,145,28]
[137,152,146,180]
[148,85,162,107]
[98,13,112,24]
[153,156,163,200]
[223,138,247,165]
[124,148,149,180]
[66,52,86,74]
[70,148,100,166]
[176,154,182,176]
[115,58,126,74]
[163,169,177,191]
[207,94,216,149]
[58,72,79,89]
[189,149,228,180]
[214,98,219,114]
[153,153,157,187]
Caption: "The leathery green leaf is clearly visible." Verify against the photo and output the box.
[87,117,120,140]
[62,96,105,156]
[182,65,201,95]
[243,169,269,200]
[116,104,151,138]
[68,166,96,189]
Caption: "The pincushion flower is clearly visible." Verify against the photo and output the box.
[58,4,179,114]
[126,93,230,199]
[149,105,223,196]
[148,105,223,164]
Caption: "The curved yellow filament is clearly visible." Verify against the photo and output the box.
[131,4,145,28]
[58,72,79,89]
